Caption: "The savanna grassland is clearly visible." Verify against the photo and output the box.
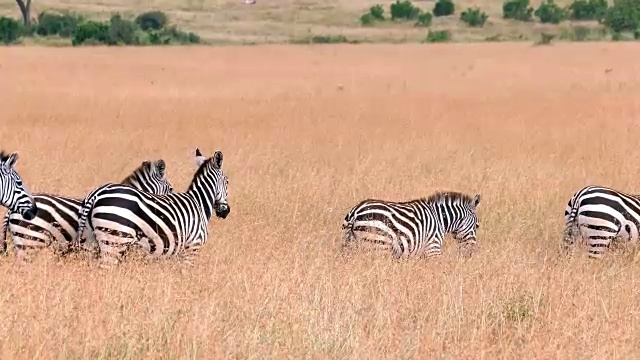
[0,0,607,44]
[2,43,640,359]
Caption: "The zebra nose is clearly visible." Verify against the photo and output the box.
[216,204,230,219]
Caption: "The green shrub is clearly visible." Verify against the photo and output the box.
[425,29,451,42]
[0,17,22,44]
[534,0,569,23]
[72,20,109,45]
[415,12,433,26]
[568,0,608,20]
[360,4,385,25]
[360,13,375,26]
[134,11,168,31]
[107,13,139,45]
[433,0,455,16]
[369,4,385,20]
[390,0,421,20]
[503,0,534,21]
[36,11,82,37]
[603,0,640,33]
[147,25,201,44]
[460,7,488,26]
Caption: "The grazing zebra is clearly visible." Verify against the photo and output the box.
[1,159,173,261]
[74,148,230,265]
[563,185,640,258]
[0,151,38,226]
[342,191,481,259]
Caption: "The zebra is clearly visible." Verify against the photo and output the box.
[563,185,640,258]
[73,148,230,265]
[0,151,38,228]
[341,191,481,259]
[1,159,174,261]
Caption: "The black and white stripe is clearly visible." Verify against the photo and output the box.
[1,160,173,260]
[74,148,230,265]
[342,192,481,258]
[563,185,640,258]
[0,151,38,229]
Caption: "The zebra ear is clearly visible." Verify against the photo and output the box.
[5,152,18,168]
[213,151,223,168]
[156,160,166,177]
[195,148,206,167]
[473,194,481,207]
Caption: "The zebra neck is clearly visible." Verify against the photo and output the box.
[434,203,456,232]
[187,184,214,221]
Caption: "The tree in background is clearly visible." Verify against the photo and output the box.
[15,0,33,27]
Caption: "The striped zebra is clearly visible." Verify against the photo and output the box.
[74,148,230,265]
[563,185,640,258]
[342,191,481,259]
[0,151,38,226]
[1,159,173,261]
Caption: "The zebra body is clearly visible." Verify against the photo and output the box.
[0,151,38,228]
[74,149,230,265]
[563,185,640,258]
[2,160,173,260]
[342,192,481,258]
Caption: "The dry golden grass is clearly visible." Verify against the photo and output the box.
[2,43,640,358]
[0,0,607,44]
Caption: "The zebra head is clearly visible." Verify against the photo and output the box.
[0,151,37,221]
[449,193,481,251]
[121,159,174,194]
[194,148,230,219]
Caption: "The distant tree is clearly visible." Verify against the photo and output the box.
[15,0,32,27]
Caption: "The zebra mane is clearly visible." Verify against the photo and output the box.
[120,161,154,184]
[424,191,476,206]
[190,157,215,184]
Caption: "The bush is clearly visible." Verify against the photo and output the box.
[390,0,421,20]
[0,17,21,44]
[72,20,109,46]
[534,0,569,23]
[603,0,640,33]
[460,7,488,26]
[415,12,433,26]
[36,11,82,37]
[369,5,385,20]
[147,25,201,44]
[134,11,168,31]
[503,0,534,21]
[360,13,375,26]
[568,0,608,20]
[425,29,451,42]
[433,0,456,16]
[107,14,139,45]
[360,4,385,25]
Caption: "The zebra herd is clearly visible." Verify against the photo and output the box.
[1,148,640,265]
[0,148,229,266]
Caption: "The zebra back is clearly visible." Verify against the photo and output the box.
[120,160,173,195]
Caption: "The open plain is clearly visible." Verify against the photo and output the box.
[2,43,640,358]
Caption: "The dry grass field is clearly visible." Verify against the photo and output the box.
[2,43,640,358]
